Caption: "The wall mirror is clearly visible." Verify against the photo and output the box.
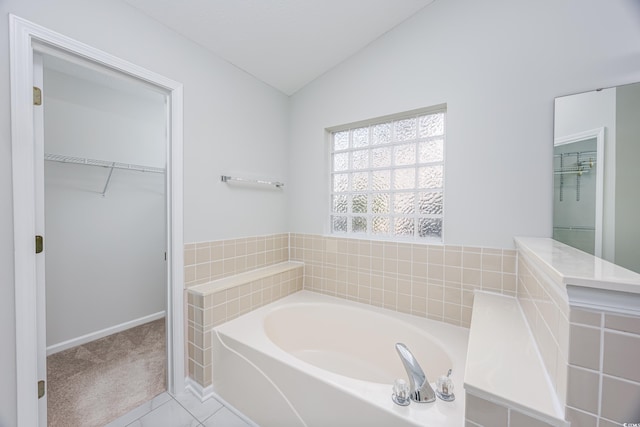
[553,81,640,274]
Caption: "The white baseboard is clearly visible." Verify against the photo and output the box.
[184,377,214,401]
[46,311,166,356]
[184,378,259,427]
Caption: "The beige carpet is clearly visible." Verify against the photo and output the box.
[47,318,166,427]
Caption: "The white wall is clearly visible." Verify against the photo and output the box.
[43,65,166,348]
[287,0,640,249]
[0,1,289,424]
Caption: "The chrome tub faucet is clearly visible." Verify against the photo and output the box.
[395,343,436,403]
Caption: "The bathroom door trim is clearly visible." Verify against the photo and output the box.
[9,15,185,426]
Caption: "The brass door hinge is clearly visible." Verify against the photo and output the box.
[35,235,43,254]
[38,380,45,399]
[33,86,42,106]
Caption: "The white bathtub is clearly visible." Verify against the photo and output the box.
[211,291,469,427]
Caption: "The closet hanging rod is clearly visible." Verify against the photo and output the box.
[553,169,592,176]
[44,153,165,174]
[221,175,284,188]
[554,150,597,158]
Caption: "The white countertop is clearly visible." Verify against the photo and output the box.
[515,237,640,295]
[464,291,567,426]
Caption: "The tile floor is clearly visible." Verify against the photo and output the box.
[105,390,257,427]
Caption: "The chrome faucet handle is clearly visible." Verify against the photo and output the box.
[391,378,411,406]
[435,368,455,402]
[395,343,436,403]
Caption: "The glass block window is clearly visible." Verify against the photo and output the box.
[330,108,445,241]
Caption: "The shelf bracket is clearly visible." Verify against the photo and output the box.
[101,162,115,197]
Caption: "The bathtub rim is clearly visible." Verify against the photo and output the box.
[212,290,469,427]
[262,299,456,384]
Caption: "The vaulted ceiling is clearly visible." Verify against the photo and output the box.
[122,0,435,95]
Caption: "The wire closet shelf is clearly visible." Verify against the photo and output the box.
[44,153,165,174]
[44,153,165,196]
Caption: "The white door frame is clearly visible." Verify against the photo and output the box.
[9,15,185,426]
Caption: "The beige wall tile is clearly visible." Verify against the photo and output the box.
[384,242,398,260]
[603,331,640,382]
[412,245,428,263]
[412,296,427,317]
[398,293,411,314]
[502,274,517,294]
[598,418,623,427]
[444,249,462,266]
[212,290,226,307]
[184,266,196,284]
[412,280,427,298]
[509,410,554,427]
[462,268,481,286]
[461,306,473,327]
[223,241,236,258]
[445,266,462,284]
[600,375,640,423]
[428,264,444,280]
[413,261,427,277]
[481,253,502,272]
[371,242,384,258]
[383,290,397,309]
[371,288,383,305]
[429,284,444,302]
[427,299,443,318]
[444,302,460,322]
[605,313,640,335]
[566,366,600,413]
[564,406,597,427]
[358,285,371,302]
[465,393,508,427]
[398,260,412,275]
[397,278,411,295]
[397,244,412,261]
[463,251,481,269]
[184,248,196,266]
[195,263,210,281]
[481,270,502,291]
[444,287,461,304]
[569,324,601,370]
[428,246,444,264]
[502,255,516,274]
[462,289,474,307]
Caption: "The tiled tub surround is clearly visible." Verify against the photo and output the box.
[183,233,519,390]
[186,262,304,388]
[515,237,640,427]
[290,233,518,328]
[184,233,289,287]
[517,250,570,408]
[566,308,640,426]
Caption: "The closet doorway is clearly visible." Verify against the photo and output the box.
[10,15,184,427]
[39,51,168,425]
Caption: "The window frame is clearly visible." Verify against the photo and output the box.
[326,104,447,243]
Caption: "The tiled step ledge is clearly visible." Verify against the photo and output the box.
[188,261,304,297]
[464,291,568,427]
[186,261,305,389]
